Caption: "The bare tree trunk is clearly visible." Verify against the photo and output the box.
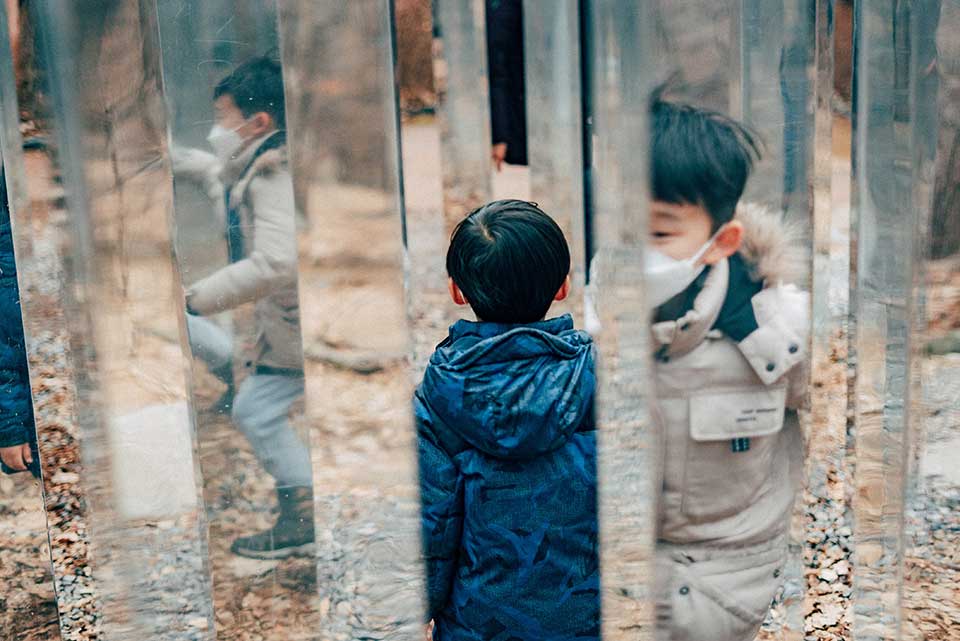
[395,0,436,113]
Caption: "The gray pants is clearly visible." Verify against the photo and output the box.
[186,315,313,488]
[186,314,233,377]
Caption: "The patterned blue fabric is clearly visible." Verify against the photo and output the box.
[416,314,600,641]
[0,172,35,450]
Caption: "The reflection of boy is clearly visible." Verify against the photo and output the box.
[417,201,599,640]
[183,58,313,559]
[647,99,809,641]
[0,167,40,479]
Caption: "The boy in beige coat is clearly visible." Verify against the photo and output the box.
[646,99,809,641]
[182,58,314,559]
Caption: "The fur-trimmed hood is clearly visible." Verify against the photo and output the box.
[650,202,810,376]
[734,203,808,288]
[221,131,288,208]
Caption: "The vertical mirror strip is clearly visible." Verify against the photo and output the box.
[850,1,925,639]
[0,1,62,638]
[587,2,658,638]
[521,0,586,322]
[901,1,959,638]
[156,2,324,638]
[278,0,424,636]
[433,0,492,226]
[11,1,214,638]
[804,0,857,639]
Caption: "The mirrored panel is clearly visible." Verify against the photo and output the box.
[156,1,320,638]
[585,2,659,638]
[522,0,586,321]
[894,1,960,639]
[0,2,61,639]
[645,2,817,640]
[400,0,493,366]
[804,1,856,640]
[2,0,215,639]
[850,1,923,638]
[278,0,422,636]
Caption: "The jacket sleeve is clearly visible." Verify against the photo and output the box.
[0,219,34,448]
[416,395,464,620]
[0,322,34,448]
[169,145,226,226]
[186,171,298,315]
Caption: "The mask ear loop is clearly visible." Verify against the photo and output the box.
[690,224,726,266]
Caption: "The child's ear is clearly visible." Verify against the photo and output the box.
[448,278,468,306]
[248,111,274,136]
[554,275,572,302]
[701,220,744,265]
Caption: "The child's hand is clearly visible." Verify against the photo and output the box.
[491,143,508,172]
[0,443,33,472]
[424,620,435,641]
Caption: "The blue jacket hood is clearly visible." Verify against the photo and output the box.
[418,314,595,460]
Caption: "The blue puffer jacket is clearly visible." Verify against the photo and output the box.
[0,170,36,453]
[416,314,599,641]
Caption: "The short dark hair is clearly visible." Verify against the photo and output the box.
[214,57,286,127]
[446,200,570,324]
[650,97,760,229]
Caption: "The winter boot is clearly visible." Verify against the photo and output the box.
[230,486,315,559]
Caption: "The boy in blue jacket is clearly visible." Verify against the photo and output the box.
[416,200,599,641]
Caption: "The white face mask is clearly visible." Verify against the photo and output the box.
[206,123,245,164]
[645,231,720,309]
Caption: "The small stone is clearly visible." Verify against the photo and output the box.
[187,617,209,630]
[51,472,80,484]
[819,567,839,582]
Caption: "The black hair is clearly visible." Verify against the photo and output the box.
[214,57,286,127]
[446,200,570,324]
[650,95,761,229]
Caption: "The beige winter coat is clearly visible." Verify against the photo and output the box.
[186,133,304,371]
[652,204,810,641]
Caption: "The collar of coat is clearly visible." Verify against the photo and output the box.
[651,203,807,358]
[221,131,288,210]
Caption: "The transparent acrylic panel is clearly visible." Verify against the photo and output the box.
[900,1,960,639]
[645,2,816,641]
[2,1,214,639]
[156,2,320,638]
[585,2,658,638]
[850,1,931,639]
[0,2,61,639]
[278,0,423,636]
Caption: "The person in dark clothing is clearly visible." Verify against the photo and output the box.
[486,0,527,170]
[0,167,39,478]
[417,200,599,641]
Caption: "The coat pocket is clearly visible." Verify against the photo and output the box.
[664,545,787,641]
[681,386,787,522]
